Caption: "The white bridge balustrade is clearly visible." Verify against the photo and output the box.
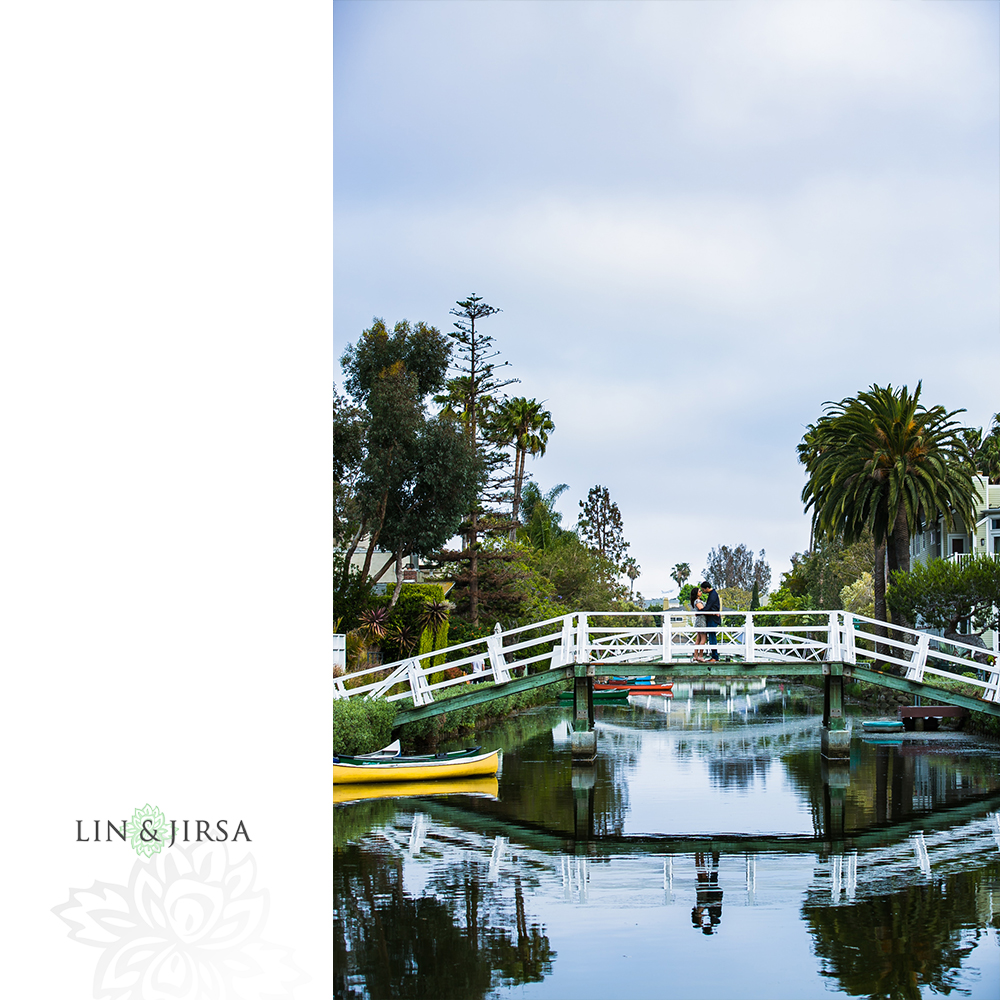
[332,610,1000,708]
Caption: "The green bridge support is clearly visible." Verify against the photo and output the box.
[390,659,1000,731]
[571,664,597,762]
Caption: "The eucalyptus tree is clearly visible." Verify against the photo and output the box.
[703,544,770,592]
[799,382,973,633]
[337,317,482,613]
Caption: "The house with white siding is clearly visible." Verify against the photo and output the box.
[910,476,1000,567]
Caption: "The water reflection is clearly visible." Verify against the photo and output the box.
[692,851,723,934]
[333,836,554,1000]
[804,856,1000,1000]
[334,688,1000,999]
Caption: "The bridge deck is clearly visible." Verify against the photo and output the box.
[391,659,1000,727]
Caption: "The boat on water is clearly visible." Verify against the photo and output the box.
[594,681,674,694]
[333,775,499,804]
[557,689,630,703]
[862,720,905,733]
[332,742,501,784]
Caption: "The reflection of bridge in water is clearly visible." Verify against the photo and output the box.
[380,799,1000,913]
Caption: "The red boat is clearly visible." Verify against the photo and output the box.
[594,681,674,694]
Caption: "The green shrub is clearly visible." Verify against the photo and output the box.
[396,681,561,746]
[332,697,398,756]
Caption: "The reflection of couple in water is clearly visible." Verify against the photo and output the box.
[691,852,723,934]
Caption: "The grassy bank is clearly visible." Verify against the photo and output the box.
[332,679,567,755]
[396,681,564,748]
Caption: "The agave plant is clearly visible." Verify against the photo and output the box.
[417,599,454,638]
[357,606,390,642]
[386,621,420,657]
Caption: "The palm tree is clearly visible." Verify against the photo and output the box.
[670,563,691,589]
[799,382,973,635]
[623,556,641,598]
[520,482,568,549]
[493,397,555,533]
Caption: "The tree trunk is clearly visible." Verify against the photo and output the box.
[509,446,524,543]
[873,539,887,666]
[888,502,912,646]
[387,549,405,611]
[469,512,479,626]
[891,502,911,576]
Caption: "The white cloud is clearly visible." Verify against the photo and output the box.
[334,0,999,595]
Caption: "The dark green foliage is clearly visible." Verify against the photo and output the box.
[396,683,558,746]
[577,484,629,574]
[519,481,569,550]
[341,317,451,404]
[799,383,972,567]
[333,842,554,1000]
[965,411,1000,482]
[368,583,450,662]
[335,314,483,621]
[332,697,398,756]
[888,556,1000,636]
[332,798,398,849]
[802,866,997,1000]
[799,382,973,632]
[782,533,877,610]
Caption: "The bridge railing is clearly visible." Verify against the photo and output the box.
[333,614,573,705]
[333,610,1000,706]
[844,613,1000,702]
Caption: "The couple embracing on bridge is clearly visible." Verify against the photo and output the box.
[692,581,721,663]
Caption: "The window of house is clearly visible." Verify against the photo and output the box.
[951,538,965,555]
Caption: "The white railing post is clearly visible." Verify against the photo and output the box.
[744,612,755,663]
[562,614,575,663]
[576,614,589,664]
[662,611,672,663]
[904,633,930,682]
[982,663,1000,703]
[827,612,840,662]
[486,623,511,684]
[843,613,857,665]
[406,658,433,706]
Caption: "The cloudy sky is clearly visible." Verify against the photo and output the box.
[333,0,999,598]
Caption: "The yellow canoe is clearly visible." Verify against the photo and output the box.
[332,748,500,785]
[333,775,499,804]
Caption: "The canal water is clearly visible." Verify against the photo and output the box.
[334,682,1000,1000]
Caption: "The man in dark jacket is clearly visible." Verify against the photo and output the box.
[701,580,721,662]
